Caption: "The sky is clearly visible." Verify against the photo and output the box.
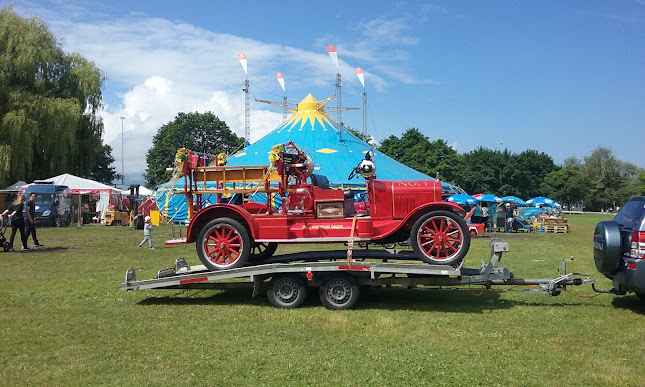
[8,0,645,185]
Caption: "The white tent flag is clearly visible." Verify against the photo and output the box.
[326,44,338,70]
[238,52,248,75]
[355,67,365,88]
[276,72,285,92]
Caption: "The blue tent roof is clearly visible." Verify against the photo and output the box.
[226,94,446,188]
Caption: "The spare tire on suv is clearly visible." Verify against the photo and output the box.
[593,220,622,276]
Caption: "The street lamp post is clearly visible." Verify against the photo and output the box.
[120,117,125,185]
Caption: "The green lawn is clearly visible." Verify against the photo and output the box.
[2,214,645,386]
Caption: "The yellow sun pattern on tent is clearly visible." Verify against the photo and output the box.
[279,94,337,134]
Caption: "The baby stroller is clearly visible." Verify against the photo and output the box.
[0,218,10,252]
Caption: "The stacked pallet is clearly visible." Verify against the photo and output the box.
[543,217,569,233]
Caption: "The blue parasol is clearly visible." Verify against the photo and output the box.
[501,196,528,206]
[473,193,502,203]
[526,196,556,208]
[447,193,480,205]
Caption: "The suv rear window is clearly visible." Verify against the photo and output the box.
[614,197,645,230]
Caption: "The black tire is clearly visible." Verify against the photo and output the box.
[593,221,622,276]
[249,242,278,263]
[267,274,308,309]
[411,210,471,266]
[319,274,360,310]
[197,218,251,271]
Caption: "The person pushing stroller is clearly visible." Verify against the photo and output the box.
[0,195,29,251]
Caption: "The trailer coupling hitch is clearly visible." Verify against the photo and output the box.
[520,257,595,296]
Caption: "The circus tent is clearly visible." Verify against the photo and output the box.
[225,94,444,188]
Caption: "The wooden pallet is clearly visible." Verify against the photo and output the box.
[544,225,569,233]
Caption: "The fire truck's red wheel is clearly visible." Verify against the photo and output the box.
[411,210,471,266]
[197,218,251,271]
[249,242,278,262]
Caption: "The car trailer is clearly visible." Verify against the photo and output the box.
[120,239,596,310]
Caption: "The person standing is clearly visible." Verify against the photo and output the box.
[138,215,154,249]
[25,192,43,248]
[504,202,515,233]
[480,205,490,231]
[0,195,29,251]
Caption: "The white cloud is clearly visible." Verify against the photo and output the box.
[12,3,423,183]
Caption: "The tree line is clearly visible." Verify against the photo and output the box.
[375,128,645,212]
[0,8,119,187]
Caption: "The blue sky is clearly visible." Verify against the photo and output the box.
[9,0,645,185]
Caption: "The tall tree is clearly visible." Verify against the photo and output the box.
[457,147,510,194]
[144,112,243,187]
[541,167,592,209]
[378,128,460,184]
[0,8,108,186]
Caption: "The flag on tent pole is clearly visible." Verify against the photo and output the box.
[327,44,338,70]
[276,72,285,92]
[355,67,365,87]
[238,52,248,75]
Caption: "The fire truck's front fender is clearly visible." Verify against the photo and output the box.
[186,204,259,243]
[402,202,466,228]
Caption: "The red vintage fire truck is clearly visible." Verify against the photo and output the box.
[170,142,470,271]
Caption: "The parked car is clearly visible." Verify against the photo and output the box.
[21,182,72,227]
[593,196,645,301]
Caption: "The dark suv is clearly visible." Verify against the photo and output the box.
[593,196,645,301]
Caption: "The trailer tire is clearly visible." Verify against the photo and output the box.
[197,218,251,271]
[411,210,470,266]
[249,242,278,263]
[267,274,307,309]
[319,274,360,310]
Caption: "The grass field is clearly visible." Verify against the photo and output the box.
[2,214,645,386]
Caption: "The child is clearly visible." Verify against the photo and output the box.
[138,215,154,249]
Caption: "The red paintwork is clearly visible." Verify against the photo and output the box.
[185,179,463,243]
[180,143,463,246]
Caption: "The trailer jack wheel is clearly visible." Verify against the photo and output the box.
[267,274,307,309]
[319,274,360,310]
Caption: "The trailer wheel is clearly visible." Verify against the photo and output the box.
[197,218,250,270]
[411,210,471,266]
[249,242,278,262]
[267,274,307,309]
[319,274,360,310]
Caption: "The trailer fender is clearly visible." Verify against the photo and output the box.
[186,204,259,243]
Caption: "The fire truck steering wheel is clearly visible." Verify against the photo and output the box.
[348,161,362,180]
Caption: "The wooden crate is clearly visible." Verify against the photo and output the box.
[544,224,569,233]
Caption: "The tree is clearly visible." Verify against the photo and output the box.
[541,168,592,208]
[501,150,556,199]
[344,126,375,147]
[144,112,243,187]
[0,8,108,186]
[89,144,121,184]
[580,147,642,211]
[378,128,460,184]
[456,147,510,194]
